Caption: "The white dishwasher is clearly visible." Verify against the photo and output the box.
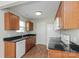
[16,39,26,58]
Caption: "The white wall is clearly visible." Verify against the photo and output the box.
[36,21,47,45]
[61,29,79,45]
[0,10,4,58]
[36,19,60,45]
[47,24,60,37]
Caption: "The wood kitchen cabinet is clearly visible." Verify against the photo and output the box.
[5,41,16,58]
[26,38,30,52]
[4,40,26,58]
[56,1,79,29]
[32,36,36,46]
[26,36,36,52]
[4,12,19,30]
[48,50,79,58]
[25,21,33,31]
[48,50,64,58]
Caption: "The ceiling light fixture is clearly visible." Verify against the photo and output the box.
[35,11,42,16]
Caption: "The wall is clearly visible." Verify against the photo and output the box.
[0,10,4,58]
[36,21,47,45]
[36,19,60,45]
[0,10,28,58]
[61,29,79,45]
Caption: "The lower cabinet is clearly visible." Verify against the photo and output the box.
[5,40,26,58]
[5,41,16,58]
[48,50,65,58]
[48,50,79,58]
[4,36,36,58]
[26,36,36,52]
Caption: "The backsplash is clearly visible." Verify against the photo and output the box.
[61,29,79,45]
[61,34,70,45]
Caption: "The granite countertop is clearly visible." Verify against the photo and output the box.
[70,42,79,52]
[4,34,36,42]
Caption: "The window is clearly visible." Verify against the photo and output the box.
[16,20,25,32]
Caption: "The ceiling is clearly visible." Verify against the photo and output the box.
[0,1,16,6]
[8,1,60,20]
[0,1,27,9]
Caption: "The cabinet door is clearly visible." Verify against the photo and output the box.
[15,16,19,30]
[4,12,13,30]
[26,39,30,52]
[48,50,65,58]
[63,2,79,29]
[4,12,19,30]
[29,37,34,49]
[29,22,33,31]
[26,36,36,52]
[10,13,15,29]
[26,21,33,31]
[11,15,19,30]
[5,41,16,58]
[32,36,36,46]
[57,2,79,29]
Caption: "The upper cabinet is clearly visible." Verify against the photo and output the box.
[55,1,79,29]
[4,12,19,30]
[25,21,33,31]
